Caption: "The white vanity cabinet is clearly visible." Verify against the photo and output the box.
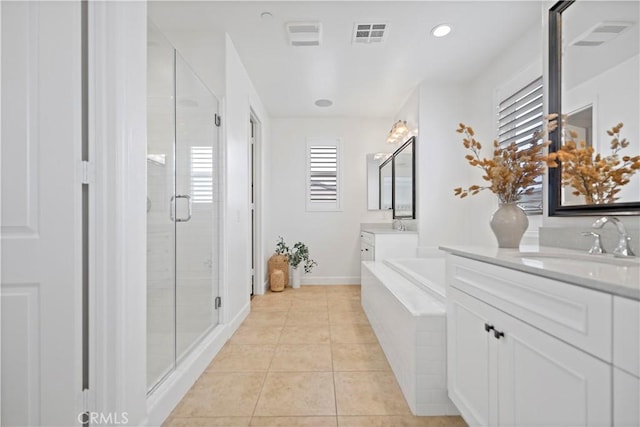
[613,296,640,427]
[359,230,417,261]
[446,254,613,427]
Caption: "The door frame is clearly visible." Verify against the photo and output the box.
[249,109,264,295]
[88,2,148,423]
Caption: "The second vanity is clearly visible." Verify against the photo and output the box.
[439,245,640,427]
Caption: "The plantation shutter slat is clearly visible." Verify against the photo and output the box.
[497,76,544,215]
[309,145,337,202]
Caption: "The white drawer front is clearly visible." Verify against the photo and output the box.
[448,255,612,361]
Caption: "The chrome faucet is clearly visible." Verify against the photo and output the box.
[392,219,406,231]
[592,216,635,257]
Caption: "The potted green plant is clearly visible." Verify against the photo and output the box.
[288,242,317,289]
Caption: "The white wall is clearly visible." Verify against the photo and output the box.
[159,30,226,99]
[224,34,271,307]
[267,117,391,285]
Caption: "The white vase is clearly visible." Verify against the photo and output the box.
[490,202,528,248]
[290,266,302,289]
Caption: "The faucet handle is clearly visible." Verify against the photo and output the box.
[582,231,606,255]
[614,235,635,258]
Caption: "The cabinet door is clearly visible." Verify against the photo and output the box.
[496,310,611,427]
[447,288,495,427]
[614,368,640,427]
[361,242,374,261]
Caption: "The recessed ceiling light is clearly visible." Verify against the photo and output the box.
[315,99,333,107]
[431,24,452,38]
[260,11,273,20]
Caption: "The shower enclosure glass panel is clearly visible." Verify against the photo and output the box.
[147,25,176,390]
[147,23,221,392]
[175,53,220,360]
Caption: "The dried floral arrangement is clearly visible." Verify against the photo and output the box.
[546,115,640,204]
[453,123,551,204]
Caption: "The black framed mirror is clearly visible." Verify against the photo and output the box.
[392,137,415,218]
[548,0,640,216]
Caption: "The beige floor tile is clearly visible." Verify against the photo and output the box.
[172,372,265,417]
[330,324,378,344]
[251,299,293,312]
[294,285,328,295]
[270,344,332,372]
[250,416,338,426]
[337,416,468,427]
[230,325,283,344]
[327,298,363,313]
[207,344,276,372]
[244,311,289,327]
[163,416,251,427]
[254,372,336,416]
[334,371,411,416]
[286,310,329,325]
[332,344,390,371]
[290,299,328,311]
[325,285,361,294]
[279,325,331,344]
[328,310,369,325]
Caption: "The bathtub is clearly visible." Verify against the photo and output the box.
[383,257,446,301]
[361,257,458,416]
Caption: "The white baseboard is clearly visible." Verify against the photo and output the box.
[146,302,250,426]
[301,276,360,285]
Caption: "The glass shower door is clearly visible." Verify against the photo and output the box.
[174,52,220,360]
[146,24,176,390]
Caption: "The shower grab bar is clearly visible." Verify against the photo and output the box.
[170,194,192,222]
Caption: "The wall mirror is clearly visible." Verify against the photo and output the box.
[366,153,391,210]
[379,156,393,211]
[548,0,640,215]
[392,137,415,218]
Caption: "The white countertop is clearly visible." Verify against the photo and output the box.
[361,228,418,235]
[439,245,640,300]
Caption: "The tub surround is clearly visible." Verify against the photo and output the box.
[439,245,639,300]
[361,260,458,416]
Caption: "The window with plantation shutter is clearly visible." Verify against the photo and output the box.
[497,76,544,214]
[306,138,342,211]
[191,146,213,204]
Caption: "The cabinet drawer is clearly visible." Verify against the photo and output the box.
[447,255,612,361]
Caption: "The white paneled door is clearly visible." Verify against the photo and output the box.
[1,1,83,426]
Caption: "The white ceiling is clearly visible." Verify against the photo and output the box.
[149,1,542,118]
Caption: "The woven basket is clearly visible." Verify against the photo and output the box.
[268,254,289,287]
[270,269,285,292]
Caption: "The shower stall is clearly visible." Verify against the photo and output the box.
[147,22,221,392]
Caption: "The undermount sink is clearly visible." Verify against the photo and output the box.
[509,251,640,268]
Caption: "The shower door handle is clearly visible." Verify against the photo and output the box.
[170,194,192,222]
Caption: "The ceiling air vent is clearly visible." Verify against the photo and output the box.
[570,21,633,47]
[286,22,322,47]
[353,23,388,44]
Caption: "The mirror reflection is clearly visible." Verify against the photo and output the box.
[379,157,393,211]
[393,138,415,218]
[552,0,639,212]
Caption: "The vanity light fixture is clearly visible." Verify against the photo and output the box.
[431,24,452,38]
[386,120,409,144]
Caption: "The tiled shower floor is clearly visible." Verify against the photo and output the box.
[163,285,467,427]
